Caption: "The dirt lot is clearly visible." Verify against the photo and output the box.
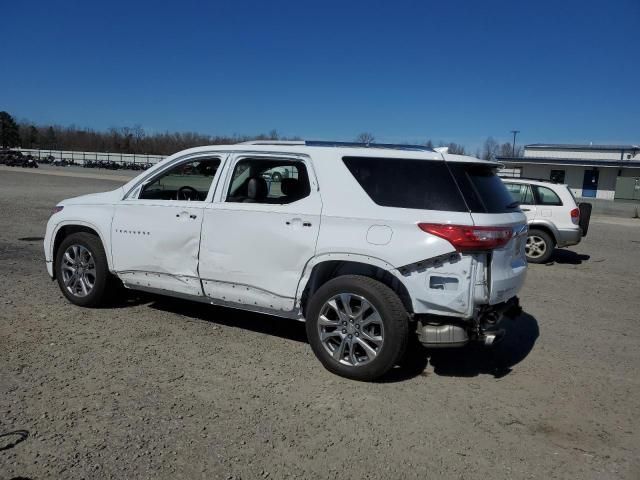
[1,169,639,480]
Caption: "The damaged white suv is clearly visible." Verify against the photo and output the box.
[44,141,527,381]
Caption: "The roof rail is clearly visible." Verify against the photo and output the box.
[238,140,305,145]
[304,140,435,152]
[237,139,436,152]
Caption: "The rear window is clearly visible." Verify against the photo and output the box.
[448,164,519,213]
[342,157,467,211]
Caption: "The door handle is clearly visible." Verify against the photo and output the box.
[175,211,197,219]
[521,208,531,212]
[285,218,311,228]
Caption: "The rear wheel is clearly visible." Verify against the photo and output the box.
[525,229,554,264]
[55,232,114,307]
[306,275,409,381]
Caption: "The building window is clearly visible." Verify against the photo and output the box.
[550,169,565,183]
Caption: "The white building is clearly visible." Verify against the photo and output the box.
[497,144,640,200]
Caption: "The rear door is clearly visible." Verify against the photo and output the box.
[199,154,321,312]
[448,164,528,304]
[532,184,567,228]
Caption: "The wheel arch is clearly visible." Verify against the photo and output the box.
[51,222,111,279]
[528,221,558,245]
[297,256,412,317]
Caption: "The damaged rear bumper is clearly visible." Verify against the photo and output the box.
[416,296,522,348]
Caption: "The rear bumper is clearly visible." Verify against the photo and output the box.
[556,228,582,247]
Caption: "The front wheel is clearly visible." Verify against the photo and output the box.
[525,228,554,264]
[306,275,409,381]
[55,232,114,307]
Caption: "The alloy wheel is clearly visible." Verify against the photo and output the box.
[317,293,384,366]
[525,235,547,259]
[61,244,96,297]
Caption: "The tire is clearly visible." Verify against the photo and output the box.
[305,275,409,381]
[525,228,554,264]
[271,172,282,182]
[54,232,114,307]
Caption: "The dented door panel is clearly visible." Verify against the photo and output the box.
[111,202,205,296]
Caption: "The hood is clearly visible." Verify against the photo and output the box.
[60,187,125,206]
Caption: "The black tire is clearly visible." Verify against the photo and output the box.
[306,275,409,381]
[271,172,282,182]
[55,232,114,307]
[525,228,555,264]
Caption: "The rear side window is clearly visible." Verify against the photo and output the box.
[534,186,563,206]
[448,164,520,213]
[342,157,467,211]
[226,158,310,204]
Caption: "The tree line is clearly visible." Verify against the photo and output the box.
[1,111,522,159]
[356,132,523,160]
[1,111,299,155]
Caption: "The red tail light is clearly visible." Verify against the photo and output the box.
[418,223,513,251]
[570,208,580,224]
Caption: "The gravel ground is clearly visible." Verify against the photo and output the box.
[1,169,639,480]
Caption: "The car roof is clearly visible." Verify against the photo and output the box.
[165,142,501,166]
[500,177,567,187]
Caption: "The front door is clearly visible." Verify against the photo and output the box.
[505,182,536,221]
[199,154,321,312]
[111,156,223,296]
[582,169,599,198]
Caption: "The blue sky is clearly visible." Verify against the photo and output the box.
[2,0,638,152]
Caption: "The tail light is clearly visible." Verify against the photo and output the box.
[418,223,513,251]
[570,208,580,225]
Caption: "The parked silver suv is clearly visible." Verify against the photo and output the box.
[501,177,591,263]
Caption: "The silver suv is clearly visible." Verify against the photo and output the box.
[501,178,591,263]
[45,141,528,381]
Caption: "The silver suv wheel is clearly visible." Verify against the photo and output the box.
[525,235,547,259]
[317,293,384,367]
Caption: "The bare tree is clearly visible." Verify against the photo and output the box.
[482,137,499,160]
[447,142,466,155]
[355,132,375,144]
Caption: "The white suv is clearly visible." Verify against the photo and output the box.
[501,178,591,263]
[44,141,528,381]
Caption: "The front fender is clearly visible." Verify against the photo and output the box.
[47,217,114,272]
[528,219,560,242]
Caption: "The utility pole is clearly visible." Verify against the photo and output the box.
[511,130,520,157]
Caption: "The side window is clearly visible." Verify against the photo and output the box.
[505,183,534,205]
[534,186,563,206]
[139,158,220,201]
[226,158,311,204]
[343,157,468,211]
[505,183,522,202]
